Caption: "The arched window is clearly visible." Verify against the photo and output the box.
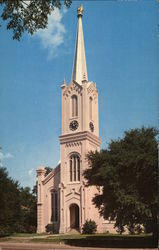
[89,97,93,120]
[72,95,78,117]
[70,154,80,182]
[51,190,58,222]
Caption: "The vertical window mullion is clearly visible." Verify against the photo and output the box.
[70,158,72,181]
[78,157,80,181]
[70,154,80,182]
[74,156,76,181]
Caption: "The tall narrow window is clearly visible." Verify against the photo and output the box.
[70,158,72,182]
[89,97,93,120]
[77,157,80,181]
[70,154,80,182]
[51,190,58,222]
[74,156,76,181]
[72,95,78,117]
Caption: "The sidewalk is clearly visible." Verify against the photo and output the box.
[0,242,157,250]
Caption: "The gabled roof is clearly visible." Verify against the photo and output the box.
[42,164,60,185]
[63,80,83,97]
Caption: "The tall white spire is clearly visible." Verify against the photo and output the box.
[72,4,88,84]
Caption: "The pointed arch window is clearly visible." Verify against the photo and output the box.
[51,189,58,222]
[72,95,78,117]
[70,154,80,182]
[89,97,93,120]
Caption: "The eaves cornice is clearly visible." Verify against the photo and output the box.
[59,131,101,147]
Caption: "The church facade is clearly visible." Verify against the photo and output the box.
[37,5,115,234]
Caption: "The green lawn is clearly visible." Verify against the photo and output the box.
[0,233,157,248]
[11,233,39,237]
[31,233,157,248]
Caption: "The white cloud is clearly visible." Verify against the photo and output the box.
[0,151,13,161]
[4,152,13,159]
[28,168,34,177]
[35,8,67,58]
[0,151,13,167]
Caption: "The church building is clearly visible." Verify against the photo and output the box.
[37,5,114,234]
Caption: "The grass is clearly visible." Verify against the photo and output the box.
[31,233,157,248]
[11,233,39,237]
[0,232,46,242]
[0,233,157,248]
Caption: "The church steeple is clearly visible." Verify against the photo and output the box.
[72,4,88,85]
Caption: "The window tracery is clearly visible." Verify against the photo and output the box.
[70,154,80,182]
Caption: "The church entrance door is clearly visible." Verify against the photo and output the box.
[70,204,79,230]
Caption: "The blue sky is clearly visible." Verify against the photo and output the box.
[0,0,158,188]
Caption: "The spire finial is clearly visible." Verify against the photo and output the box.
[77,4,83,17]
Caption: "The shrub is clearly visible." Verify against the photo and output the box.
[27,225,37,233]
[45,223,58,234]
[116,225,125,234]
[127,224,135,235]
[0,225,11,237]
[46,224,54,233]
[82,219,97,234]
[14,223,26,233]
[135,225,143,234]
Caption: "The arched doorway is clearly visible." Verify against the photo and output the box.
[70,204,79,230]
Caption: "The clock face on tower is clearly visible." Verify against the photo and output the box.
[89,122,94,132]
[69,120,79,131]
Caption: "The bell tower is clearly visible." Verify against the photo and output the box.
[59,4,101,233]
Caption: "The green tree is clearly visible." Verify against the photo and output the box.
[84,127,158,240]
[0,167,21,235]
[45,166,52,176]
[19,186,37,232]
[0,167,37,235]
[0,0,72,40]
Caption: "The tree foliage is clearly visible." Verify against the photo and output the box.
[0,167,21,235]
[45,166,52,176]
[0,0,72,40]
[84,127,158,238]
[0,167,37,235]
[19,186,37,233]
